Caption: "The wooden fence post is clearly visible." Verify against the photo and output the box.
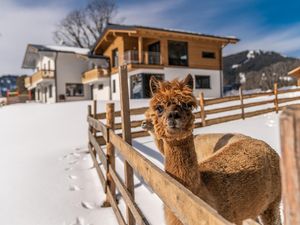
[88,105,92,132]
[199,92,206,127]
[239,87,245,120]
[93,100,97,134]
[280,104,300,225]
[274,83,279,113]
[103,103,116,207]
[119,65,135,225]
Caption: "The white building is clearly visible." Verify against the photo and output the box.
[22,44,108,103]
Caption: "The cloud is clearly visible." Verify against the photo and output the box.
[223,23,300,57]
[0,0,67,75]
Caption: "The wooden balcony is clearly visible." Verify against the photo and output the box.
[25,76,32,88]
[82,68,108,84]
[25,70,54,89]
[124,50,162,65]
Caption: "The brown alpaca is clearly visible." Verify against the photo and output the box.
[148,75,281,225]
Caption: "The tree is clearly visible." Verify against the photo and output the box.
[53,0,116,48]
[16,75,28,94]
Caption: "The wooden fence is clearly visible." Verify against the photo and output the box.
[87,65,264,225]
[94,82,300,145]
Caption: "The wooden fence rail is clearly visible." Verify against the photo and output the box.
[94,84,300,140]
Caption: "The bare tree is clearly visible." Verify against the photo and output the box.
[54,0,116,48]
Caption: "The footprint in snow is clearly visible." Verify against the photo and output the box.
[59,154,70,161]
[68,160,79,165]
[69,217,92,225]
[81,201,100,210]
[69,185,82,191]
[65,167,73,171]
[75,147,88,152]
[70,152,81,157]
[68,175,78,180]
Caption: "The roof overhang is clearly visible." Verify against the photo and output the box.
[288,67,300,78]
[91,23,239,54]
[21,45,57,69]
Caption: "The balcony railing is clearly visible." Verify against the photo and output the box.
[82,68,108,84]
[25,70,54,88]
[25,76,32,88]
[31,70,54,84]
[124,50,161,65]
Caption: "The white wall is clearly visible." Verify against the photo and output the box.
[109,67,222,100]
[164,67,222,98]
[92,78,110,101]
[56,53,91,102]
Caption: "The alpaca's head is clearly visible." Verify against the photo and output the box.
[149,74,197,141]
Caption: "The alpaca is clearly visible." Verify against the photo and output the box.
[148,75,281,225]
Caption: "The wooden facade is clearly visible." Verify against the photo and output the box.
[288,66,300,86]
[92,25,238,74]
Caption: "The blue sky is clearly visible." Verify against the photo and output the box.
[2,0,300,74]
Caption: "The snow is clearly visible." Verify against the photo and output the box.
[239,72,246,84]
[231,64,240,69]
[42,45,90,55]
[0,94,298,224]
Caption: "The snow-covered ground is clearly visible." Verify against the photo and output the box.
[0,97,294,225]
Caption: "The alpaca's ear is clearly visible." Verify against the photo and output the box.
[182,74,193,89]
[150,76,160,95]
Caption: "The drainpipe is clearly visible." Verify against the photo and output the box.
[219,42,229,98]
[54,52,58,102]
[219,47,224,98]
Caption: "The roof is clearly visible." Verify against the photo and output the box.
[22,44,107,69]
[92,23,240,52]
[288,66,300,77]
[27,44,90,55]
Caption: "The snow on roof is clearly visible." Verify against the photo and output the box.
[30,44,90,55]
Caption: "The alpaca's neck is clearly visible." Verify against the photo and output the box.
[163,135,201,193]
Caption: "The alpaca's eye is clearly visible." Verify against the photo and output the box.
[156,105,164,114]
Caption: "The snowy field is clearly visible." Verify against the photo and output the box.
[0,98,293,225]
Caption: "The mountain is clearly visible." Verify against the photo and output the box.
[223,50,300,91]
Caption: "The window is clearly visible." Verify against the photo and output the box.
[49,85,52,98]
[168,41,188,66]
[195,75,211,89]
[202,51,215,59]
[66,83,84,97]
[98,84,103,90]
[130,73,164,99]
[112,80,116,93]
[48,60,51,70]
[112,48,119,67]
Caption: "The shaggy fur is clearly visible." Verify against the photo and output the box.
[148,75,281,225]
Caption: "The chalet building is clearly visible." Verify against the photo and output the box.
[22,44,108,103]
[84,24,239,100]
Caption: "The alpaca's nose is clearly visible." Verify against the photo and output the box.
[168,111,181,120]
